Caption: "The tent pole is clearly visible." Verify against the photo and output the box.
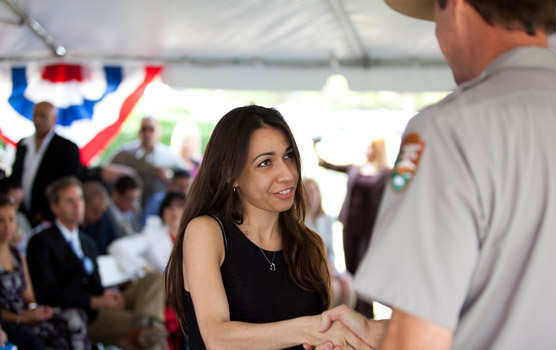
[327,0,370,67]
[1,0,66,56]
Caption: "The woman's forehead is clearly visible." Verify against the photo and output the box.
[248,127,289,151]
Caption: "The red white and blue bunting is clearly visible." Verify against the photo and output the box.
[0,63,162,164]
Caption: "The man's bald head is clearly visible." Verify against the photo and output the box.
[33,101,57,139]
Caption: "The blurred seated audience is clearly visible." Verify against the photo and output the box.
[81,181,119,255]
[108,191,185,278]
[0,194,90,350]
[83,163,137,190]
[304,178,357,309]
[109,192,186,350]
[26,177,167,349]
[142,169,191,226]
[107,175,143,237]
[110,116,181,208]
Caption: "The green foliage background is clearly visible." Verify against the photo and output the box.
[94,105,214,165]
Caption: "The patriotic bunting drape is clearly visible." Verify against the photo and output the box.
[0,63,162,165]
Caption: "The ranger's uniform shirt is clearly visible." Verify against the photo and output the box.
[355,46,556,350]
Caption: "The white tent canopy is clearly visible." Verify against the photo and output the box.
[0,0,554,91]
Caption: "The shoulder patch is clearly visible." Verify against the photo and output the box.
[391,132,425,192]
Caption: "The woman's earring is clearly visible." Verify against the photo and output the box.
[233,187,237,194]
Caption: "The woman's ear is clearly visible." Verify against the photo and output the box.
[227,168,238,187]
[224,166,232,184]
[227,176,238,188]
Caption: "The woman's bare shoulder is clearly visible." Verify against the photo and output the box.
[187,215,222,233]
[184,215,225,254]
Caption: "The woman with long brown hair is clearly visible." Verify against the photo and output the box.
[165,105,369,349]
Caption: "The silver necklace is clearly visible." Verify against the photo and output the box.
[241,224,277,271]
[258,247,276,271]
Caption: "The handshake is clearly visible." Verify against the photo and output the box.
[303,305,387,350]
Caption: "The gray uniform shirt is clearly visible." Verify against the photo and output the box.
[354,46,556,350]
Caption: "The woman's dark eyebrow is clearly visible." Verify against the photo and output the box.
[252,151,274,163]
[251,145,293,163]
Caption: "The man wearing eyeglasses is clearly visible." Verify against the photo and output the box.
[110,116,180,211]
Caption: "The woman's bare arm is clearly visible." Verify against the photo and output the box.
[183,216,370,350]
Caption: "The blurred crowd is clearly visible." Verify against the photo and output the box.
[0,102,196,350]
[0,101,388,350]
[0,96,387,349]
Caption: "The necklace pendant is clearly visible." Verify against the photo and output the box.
[270,263,276,271]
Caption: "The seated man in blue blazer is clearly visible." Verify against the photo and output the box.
[26,176,167,349]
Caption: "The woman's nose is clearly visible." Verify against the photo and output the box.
[276,161,295,182]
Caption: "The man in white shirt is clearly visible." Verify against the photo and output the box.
[110,116,180,206]
[5,101,83,225]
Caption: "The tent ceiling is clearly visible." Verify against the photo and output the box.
[0,0,554,91]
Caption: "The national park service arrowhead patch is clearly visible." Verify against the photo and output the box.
[391,132,425,192]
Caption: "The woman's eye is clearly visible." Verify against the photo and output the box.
[284,151,295,160]
[258,159,271,167]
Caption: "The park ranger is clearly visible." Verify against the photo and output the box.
[310,0,556,349]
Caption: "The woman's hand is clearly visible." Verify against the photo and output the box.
[21,305,55,323]
[304,305,388,350]
[304,315,373,350]
[321,320,373,350]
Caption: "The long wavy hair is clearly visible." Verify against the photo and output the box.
[165,105,331,331]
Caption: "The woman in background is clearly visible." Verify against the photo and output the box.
[165,105,370,350]
[304,178,356,309]
[108,191,186,350]
[2,183,32,251]
[314,138,390,318]
[108,191,185,277]
[0,194,90,350]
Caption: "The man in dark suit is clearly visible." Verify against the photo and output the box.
[27,176,167,349]
[6,101,83,226]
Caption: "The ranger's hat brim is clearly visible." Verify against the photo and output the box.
[384,0,435,21]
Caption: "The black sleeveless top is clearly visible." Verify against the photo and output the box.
[183,219,323,350]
